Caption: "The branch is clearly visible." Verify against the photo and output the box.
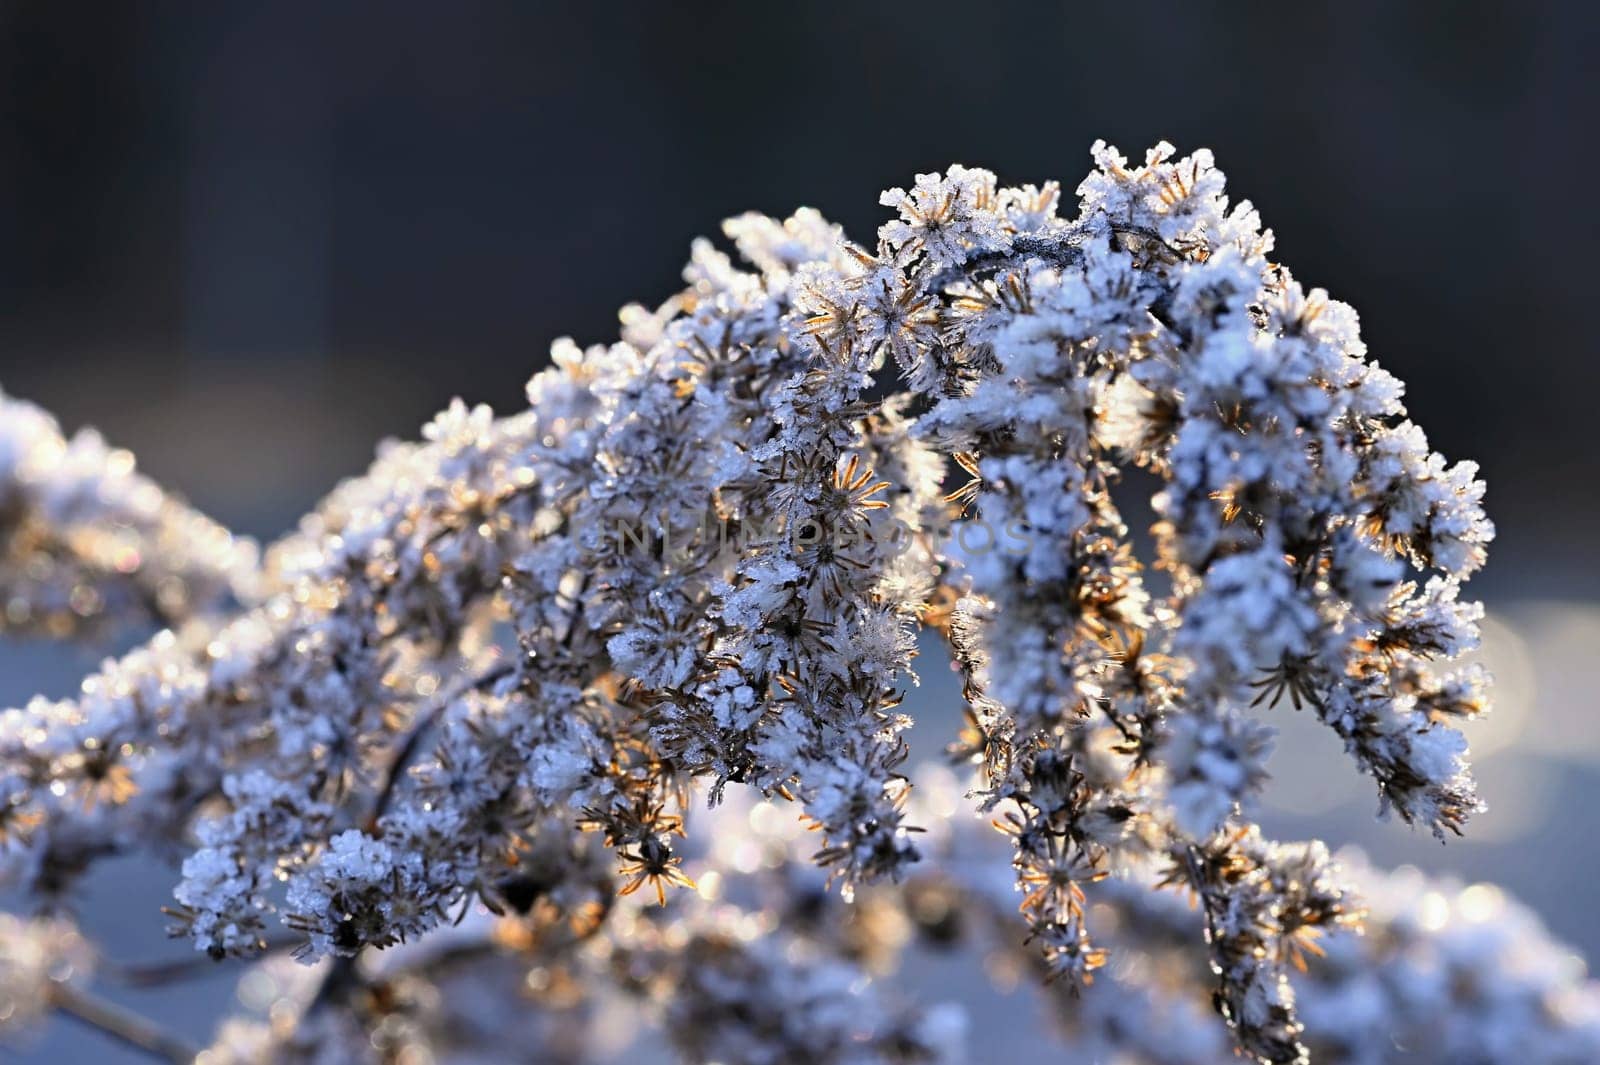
[48,982,198,1064]
[102,934,302,988]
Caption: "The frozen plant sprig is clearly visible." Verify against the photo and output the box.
[0,388,260,638]
[698,773,1600,1065]
[3,779,1594,1064]
[176,777,1600,1065]
[0,142,1500,1064]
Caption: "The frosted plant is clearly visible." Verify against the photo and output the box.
[0,389,259,638]
[0,141,1568,1065]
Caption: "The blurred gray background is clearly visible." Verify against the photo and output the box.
[2,1,1597,1060]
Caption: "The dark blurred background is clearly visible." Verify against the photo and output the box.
[2,2,1598,1059]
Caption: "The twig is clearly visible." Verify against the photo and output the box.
[303,953,360,1017]
[103,934,303,988]
[371,658,514,824]
[48,982,198,1064]
[926,233,1087,291]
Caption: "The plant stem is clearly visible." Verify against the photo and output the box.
[104,934,302,988]
[49,982,198,1063]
